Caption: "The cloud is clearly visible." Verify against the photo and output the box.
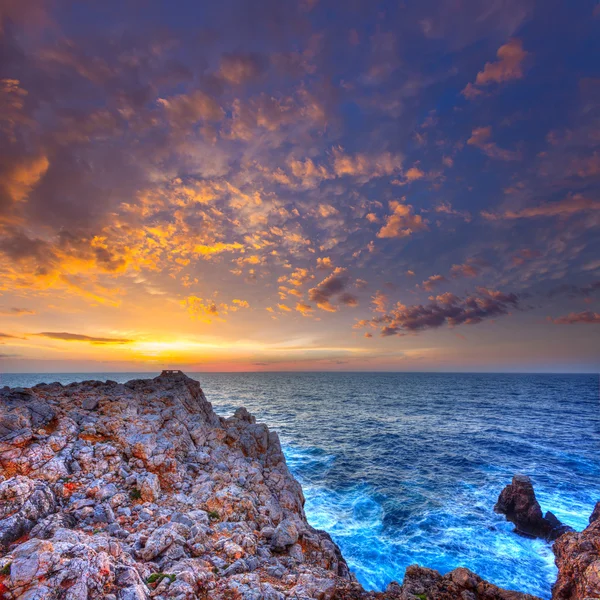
[1,154,49,209]
[450,262,481,278]
[467,126,520,160]
[392,166,426,185]
[548,280,600,298]
[421,274,447,291]
[376,200,428,238]
[0,333,18,339]
[359,287,519,336]
[339,292,358,307]
[295,301,314,316]
[482,195,600,220]
[434,202,472,222]
[219,53,266,84]
[36,332,133,344]
[158,90,224,127]
[280,267,314,286]
[332,148,404,182]
[288,158,332,188]
[194,242,245,256]
[550,311,600,325]
[371,290,388,313]
[316,257,333,270]
[182,296,250,322]
[463,38,528,98]
[308,267,357,312]
[0,307,36,316]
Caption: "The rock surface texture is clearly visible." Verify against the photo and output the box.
[552,515,600,600]
[0,371,560,599]
[494,475,574,541]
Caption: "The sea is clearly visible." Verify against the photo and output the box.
[2,371,598,599]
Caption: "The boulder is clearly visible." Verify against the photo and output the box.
[398,565,542,600]
[494,475,573,541]
[553,517,600,600]
[270,518,299,552]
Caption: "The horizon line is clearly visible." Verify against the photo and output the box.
[1,369,598,376]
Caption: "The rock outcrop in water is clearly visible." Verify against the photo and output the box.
[495,476,600,600]
[552,508,600,600]
[388,565,541,600]
[0,371,549,599]
[494,475,574,541]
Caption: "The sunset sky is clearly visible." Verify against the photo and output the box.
[0,0,599,373]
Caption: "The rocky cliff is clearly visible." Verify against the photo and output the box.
[0,371,578,600]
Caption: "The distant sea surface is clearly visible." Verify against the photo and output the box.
[2,372,599,598]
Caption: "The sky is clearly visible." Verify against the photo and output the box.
[0,0,599,373]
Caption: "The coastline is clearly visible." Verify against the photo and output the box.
[0,371,597,599]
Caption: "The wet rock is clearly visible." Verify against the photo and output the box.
[553,516,600,600]
[398,565,541,600]
[494,475,573,541]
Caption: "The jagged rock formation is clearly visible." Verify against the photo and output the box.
[0,372,353,599]
[552,512,600,600]
[0,372,550,599]
[494,475,574,541]
[387,565,541,600]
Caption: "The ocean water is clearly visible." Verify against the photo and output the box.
[2,372,598,598]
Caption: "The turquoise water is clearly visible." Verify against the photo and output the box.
[3,372,598,598]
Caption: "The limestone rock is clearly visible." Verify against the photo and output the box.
[0,371,349,599]
[270,518,299,552]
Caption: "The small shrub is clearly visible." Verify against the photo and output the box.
[129,488,142,501]
[0,563,11,576]
[415,594,427,600]
[146,572,176,587]
[212,566,219,575]
[207,510,220,521]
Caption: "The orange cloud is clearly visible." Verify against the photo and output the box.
[483,195,600,220]
[467,126,519,161]
[219,53,265,84]
[421,274,447,291]
[295,301,314,316]
[451,262,480,278]
[316,256,333,269]
[550,311,600,325]
[463,38,528,98]
[376,200,428,239]
[332,148,403,181]
[371,290,388,313]
[182,296,250,322]
[2,154,49,204]
[158,90,223,127]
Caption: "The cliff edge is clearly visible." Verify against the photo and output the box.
[0,372,546,599]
